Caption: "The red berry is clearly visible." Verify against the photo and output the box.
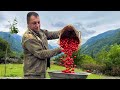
[60,37,79,73]
[71,68,74,71]
[74,56,76,58]
[86,70,90,73]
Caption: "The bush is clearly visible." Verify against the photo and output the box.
[77,54,96,67]
[81,63,106,74]
[104,66,120,76]
[111,66,120,76]
[95,44,120,76]
[72,49,81,66]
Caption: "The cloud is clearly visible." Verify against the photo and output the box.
[4,24,10,28]
[86,21,103,28]
[73,22,96,37]
[84,11,120,28]
[1,11,120,45]
[0,15,6,22]
[50,21,96,37]
[48,39,59,48]
[51,21,66,27]
[81,37,90,44]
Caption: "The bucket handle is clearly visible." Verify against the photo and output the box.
[78,31,81,39]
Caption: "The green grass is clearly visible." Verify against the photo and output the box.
[0,64,104,79]
[0,64,23,77]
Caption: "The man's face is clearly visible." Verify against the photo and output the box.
[28,15,40,32]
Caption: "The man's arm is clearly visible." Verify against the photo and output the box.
[43,30,61,40]
[24,39,61,59]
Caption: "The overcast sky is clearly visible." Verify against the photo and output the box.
[1,11,120,46]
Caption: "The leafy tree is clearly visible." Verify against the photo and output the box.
[9,18,19,34]
[79,54,96,66]
[95,44,120,75]
[72,48,96,67]
[4,18,19,76]
[72,48,81,66]
[107,44,120,67]
[95,47,109,65]
[0,38,11,59]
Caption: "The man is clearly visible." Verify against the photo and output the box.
[22,11,62,79]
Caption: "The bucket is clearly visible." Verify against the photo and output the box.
[58,25,81,51]
[48,71,90,79]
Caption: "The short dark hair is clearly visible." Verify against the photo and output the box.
[27,12,39,24]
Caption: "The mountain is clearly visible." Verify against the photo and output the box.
[0,31,53,52]
[0,31,23,53]
[50,45,59,49]
[48,44,53,49]
[81,28,120,57]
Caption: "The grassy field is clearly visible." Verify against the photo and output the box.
[0,64,104,79]
[0,64,23,77]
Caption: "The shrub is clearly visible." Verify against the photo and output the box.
[111,66,120,76]
[104,66,120,76]
[81,63,106,74]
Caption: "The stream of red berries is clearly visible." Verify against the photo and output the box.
[60,37,79,73]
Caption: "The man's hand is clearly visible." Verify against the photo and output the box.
[57,39,60,45]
